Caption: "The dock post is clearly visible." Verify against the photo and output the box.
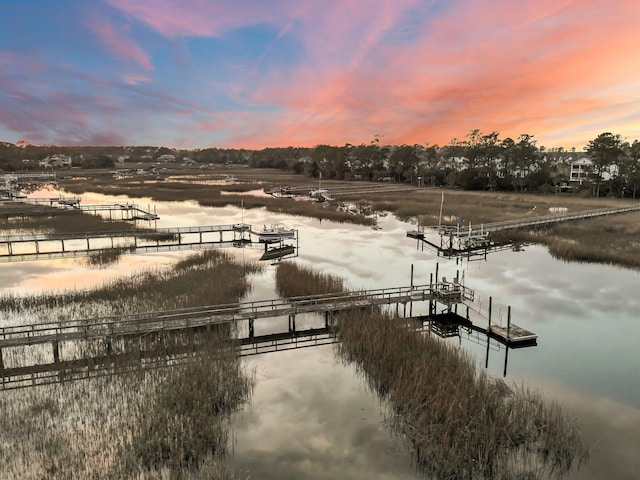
[409,264,414,318]
[0,348,4,371]
[325,311,330,328]
[503,343,509,377]
[506,306,511,342]
[52,341,60,363]
[249,319,254,338]
[429,273,434,316]
[288,314,296,332]
[485,297,492,369]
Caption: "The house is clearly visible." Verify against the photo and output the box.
[569,156,619,186]
[42,154,72,168]
[569,157,592,185]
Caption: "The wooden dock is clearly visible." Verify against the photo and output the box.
[13,196,161,221]
[0,223,297,262]
[408,204,640,258]
[0,281,538,390]
[0,326,338,391]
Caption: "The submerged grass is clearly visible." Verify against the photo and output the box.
[0,249,259,479]
[275,262,588,479]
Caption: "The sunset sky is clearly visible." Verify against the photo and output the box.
[1,0,639,150]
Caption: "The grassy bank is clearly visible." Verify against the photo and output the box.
[490,211,640,269]
[0,205,141,234]
[275,262,588,479]
[57,169,640,269]
[0,250,259,479]
[61,176,375,225]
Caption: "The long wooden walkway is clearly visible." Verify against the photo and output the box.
[0,326,338,390]
[3,199,160,221]
[0,282,537,390]
[0,223,263,261]
[408,204,640,257]
[443,204,640,235]
[0,284,468,350]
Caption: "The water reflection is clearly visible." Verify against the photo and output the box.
[236,347,417,480]
[2,188,640,478]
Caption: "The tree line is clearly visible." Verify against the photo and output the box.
[248,131,640,198]
[2,130,639,197]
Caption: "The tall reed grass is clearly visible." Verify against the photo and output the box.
[0,207,141,234]
[0,249,259,479]
[491,212,640,269]
[275,262,588,479]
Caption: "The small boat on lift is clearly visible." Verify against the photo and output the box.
[258,223,296,243]
[309,172,331,201]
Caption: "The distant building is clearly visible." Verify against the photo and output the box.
[569,157,592,185]
[569,156,619,185]
[39,154,72,168]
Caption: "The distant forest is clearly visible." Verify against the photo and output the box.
[2,130,639,197]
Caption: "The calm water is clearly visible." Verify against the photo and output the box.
[2,190,639,479]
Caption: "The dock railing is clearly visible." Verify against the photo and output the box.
[0,284,450,349]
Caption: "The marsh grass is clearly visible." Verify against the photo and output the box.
[275,261,344,297]
[0,205,145,235]
[0,249,259,479]
[491,212,640,269]
[0,250,259,314]
[60,169,640,268]
[275,262,588,479]
[85,246,137,266]
[62,176,376,225]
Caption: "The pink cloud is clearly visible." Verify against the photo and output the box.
[4,0,640,149]
[88,14,153,82]
[220,0,640,148]
[104,0,290,37]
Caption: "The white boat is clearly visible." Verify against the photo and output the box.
[309,173,331,201]
[258,223,295,243]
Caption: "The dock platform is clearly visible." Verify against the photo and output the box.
[489,324,538,346]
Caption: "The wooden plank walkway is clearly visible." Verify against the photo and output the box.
[0,223,259,261]
[408,204,640,257]
[0,282,538,390]
[0,327,338,391]
[0,284,466,350]
[415,204,640,238]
